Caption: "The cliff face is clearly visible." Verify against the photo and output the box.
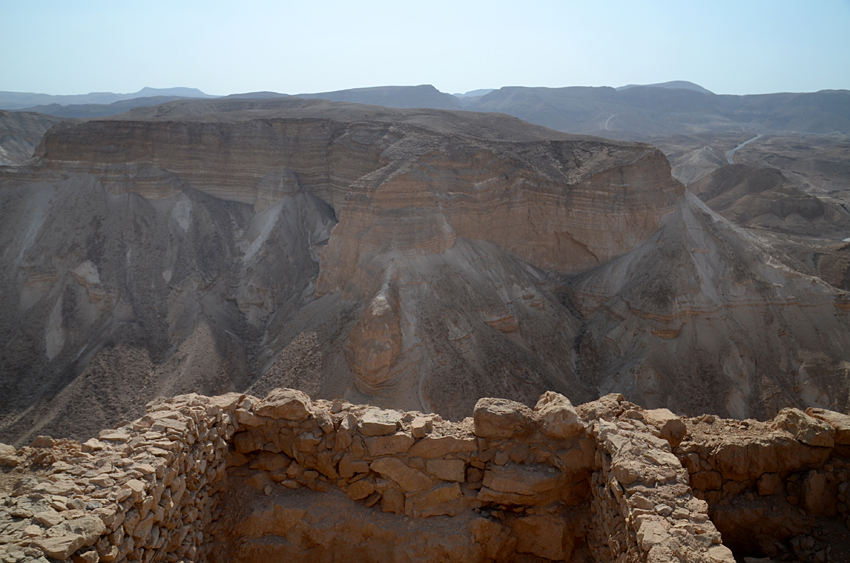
[0,110,63,165]
[1,98,849,444]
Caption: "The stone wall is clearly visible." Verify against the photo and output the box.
[3,388,849,562]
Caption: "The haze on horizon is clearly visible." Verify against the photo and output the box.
[1,0,849,98]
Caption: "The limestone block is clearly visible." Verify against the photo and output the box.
[511,514,571,561]
[425,459,465,482]
[775,408,834,448]
[255,388,313,421]
[407,435,476,458]
[34,533,86,560]
[806,408,850,445]
[405,483,464,517]
[34,508,64,527]
[366,432,415,456]
[534,392,584,439]
[411,416,432,438]
[370,457,432,492]
[643,408,688,447]
[347,479,376,501]
[473,398,533,439]
[802,470,829,516]
[358,409,401,436]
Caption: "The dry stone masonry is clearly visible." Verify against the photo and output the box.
[2,388,849,562]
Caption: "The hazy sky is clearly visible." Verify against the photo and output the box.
[2,0,849,96]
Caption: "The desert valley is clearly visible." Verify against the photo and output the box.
[1,80,849,563]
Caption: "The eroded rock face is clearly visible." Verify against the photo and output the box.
[3,97,850,444]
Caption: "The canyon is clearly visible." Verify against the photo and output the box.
[2,97,850,446]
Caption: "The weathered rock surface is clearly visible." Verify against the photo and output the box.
[2,97,850,444]
[0,109,62,165]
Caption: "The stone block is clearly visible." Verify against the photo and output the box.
[473,398,533,439]
[255,388,313,421]
[426,459,466,482]
[534,392,584,439]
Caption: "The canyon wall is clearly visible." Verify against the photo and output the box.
[3,98,850,445]
[3,387,850,562]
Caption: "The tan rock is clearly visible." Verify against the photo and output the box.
[806,408,850,445]
[473,397,533,439]
[255,388,313,421]
[34,509,64,527]
[511,515,570,561]
[405,483,464,517]
[72,548,99,563]
[34,533,86,560]
[347,479,375,501]
[365,432,415,456]
[358,409,401,436]
[643,408,688,447]
[381,486,405,514]
[774,407,834,447]
[407,435,477,458]
[425,459,466,482]
[801,470,829,516]
[410,416,432,438]
[370,457,432,492]
[0,443,19,467]
[533,391,584,439]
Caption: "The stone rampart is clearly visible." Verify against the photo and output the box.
[4,389,850,562]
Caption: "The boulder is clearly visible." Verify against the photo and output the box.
[256,388,313,421]
[533,392,584,439]
[0,443,19,467]
[806,408,850,445]
[643,408,687,447]
[473,398,533,439]
[774,408,834,448]
[358,409,401,436]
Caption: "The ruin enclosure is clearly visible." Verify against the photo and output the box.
[2,389,849,562]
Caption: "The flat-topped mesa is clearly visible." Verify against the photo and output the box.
[33,98,682,291]
[4,388,850,563]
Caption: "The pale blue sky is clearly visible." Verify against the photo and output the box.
[2,0,849,96]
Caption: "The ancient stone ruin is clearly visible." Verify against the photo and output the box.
[2,389,849,562]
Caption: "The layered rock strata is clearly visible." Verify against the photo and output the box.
[3,97,850,444]
[3,388,849,562]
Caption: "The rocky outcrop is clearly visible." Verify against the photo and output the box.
[0,110,62,166]
[5,388,850,562]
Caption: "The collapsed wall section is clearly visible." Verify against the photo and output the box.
[4,388,847,563]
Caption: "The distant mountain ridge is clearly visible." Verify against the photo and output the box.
[0,87,215,110]
[616,80,715,95]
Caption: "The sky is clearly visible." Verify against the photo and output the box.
[2,0,849,97]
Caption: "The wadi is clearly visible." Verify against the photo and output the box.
[1,82,850,562]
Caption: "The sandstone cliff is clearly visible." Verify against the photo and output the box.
[1,98,849,444]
